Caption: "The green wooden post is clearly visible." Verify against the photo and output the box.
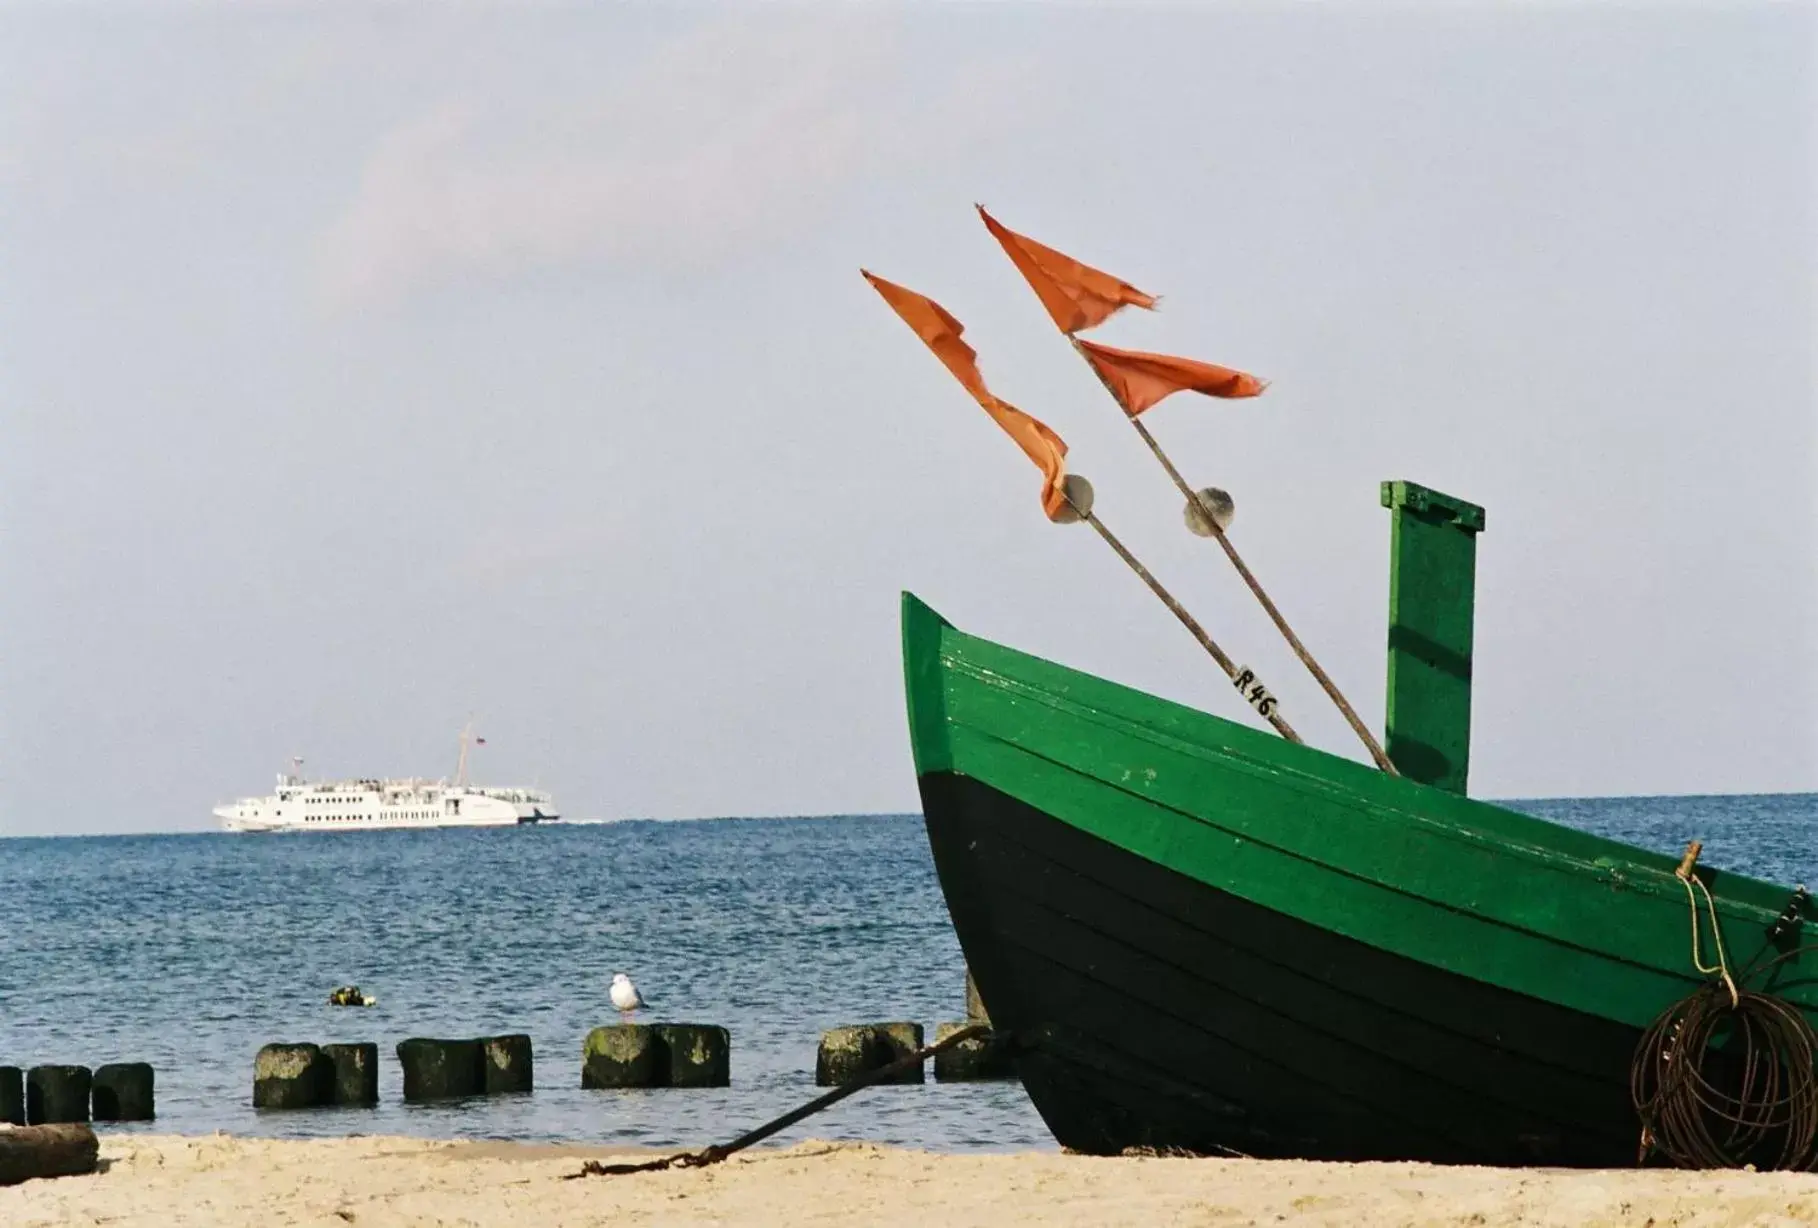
[1381,480,1485,794]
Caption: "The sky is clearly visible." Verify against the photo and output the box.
[1,1,1813,837]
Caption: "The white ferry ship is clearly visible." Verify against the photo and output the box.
[214,725,558,833]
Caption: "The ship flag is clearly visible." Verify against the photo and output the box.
[862,268,1074,522]
[1074,337,1268,417]
[977,205,1157,335]
[972,207,1393,773]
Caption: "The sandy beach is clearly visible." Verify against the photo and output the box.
[8,1133,1818,1227]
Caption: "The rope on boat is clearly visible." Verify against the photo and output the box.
[1680,866,1739,1008]
[1631,843,1818,1170]
[565,1025,995,1179]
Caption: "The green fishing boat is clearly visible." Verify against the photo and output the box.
[902,482,1817,1167]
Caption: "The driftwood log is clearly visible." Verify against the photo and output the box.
[0,1124,100,1186]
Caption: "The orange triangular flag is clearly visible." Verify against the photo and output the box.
[860,268,989,404]
[978,205,1158,335]
[1076,338,1267,417]
[863,269,1073,521]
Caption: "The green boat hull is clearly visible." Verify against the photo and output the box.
[901,592,1814,1163]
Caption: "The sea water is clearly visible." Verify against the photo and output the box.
[2,797,1814,1152]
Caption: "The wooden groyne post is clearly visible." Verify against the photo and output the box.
[1381,480,1486,793]
[581,1024,729,1089]
[253,1044,335,1109]
[816,1023,925,1086]
[323,1043,379,1106]
[25,1066,91,1125]
[0,1066,22,1126]
[91,1063,155,1122]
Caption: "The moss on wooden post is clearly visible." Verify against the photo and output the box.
[653,1025,730,1088]
[253,1044,334,1109]
[816,1023,924,1086]
[582,1025,659,1088]
[481,1034,534,1095]
[1381,480,1485,794]
[815,1025,881,1086]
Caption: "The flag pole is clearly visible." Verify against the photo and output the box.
[1064,486,1304,746]
[1069,340,1397,774]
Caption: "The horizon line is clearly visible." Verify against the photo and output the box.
[3,789,1816,840]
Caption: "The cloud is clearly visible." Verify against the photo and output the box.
[312,11,930,310]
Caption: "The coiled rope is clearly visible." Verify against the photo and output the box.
[1631,842,1818,1170]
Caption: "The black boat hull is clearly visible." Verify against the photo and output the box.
[918,770,1645,1165]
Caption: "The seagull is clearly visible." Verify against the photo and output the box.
[610,972,646,1013]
